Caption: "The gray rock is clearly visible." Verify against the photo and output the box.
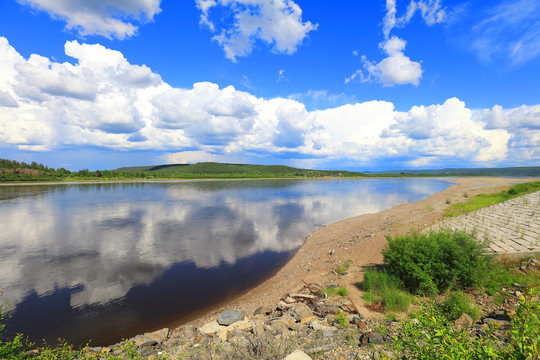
[285,349,312,360]
[484,318,512,329]
[310,320,337,333]
[323,330,336,337]
[199,320,223,334]
[253,319,265,337]
[217,309,244,326]
[254,306,272,315]
[145,328,169,344]
[278,300,294,310]
[133,334,157,347]
[454,313,473,329]
[183,324,197,338]
[368,332,384,344]
[291,302,314,321]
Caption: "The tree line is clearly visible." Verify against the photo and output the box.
[0,158,149,182]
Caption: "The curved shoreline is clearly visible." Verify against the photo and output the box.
[166,177,537,336]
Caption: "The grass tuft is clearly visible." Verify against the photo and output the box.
[335,260,352,275]
[359,270,412,312]
[441,291,481,321]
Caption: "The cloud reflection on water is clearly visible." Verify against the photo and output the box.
[0,179,448,311]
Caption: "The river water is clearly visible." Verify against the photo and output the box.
[0,178,450,345]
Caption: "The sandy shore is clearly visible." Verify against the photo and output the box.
[169,177,537,335]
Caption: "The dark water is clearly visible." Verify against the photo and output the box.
[0,178,450,345]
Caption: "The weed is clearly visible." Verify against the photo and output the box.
[359,270,412,312]
[335,260,352,275]
[336,287,349,296]
[445,198,451,204]
[335,311,348,327]
[441,291,481,321]
[320,287,336,297]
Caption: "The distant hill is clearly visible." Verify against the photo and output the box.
[375,166,540,177]
[115,162,365,178]
[2,157,539,182]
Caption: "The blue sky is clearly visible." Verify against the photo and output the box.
[0,0,539,171]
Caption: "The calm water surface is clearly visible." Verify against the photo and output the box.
[0,178,450,345]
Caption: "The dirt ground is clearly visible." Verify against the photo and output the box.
[168,177,536,336]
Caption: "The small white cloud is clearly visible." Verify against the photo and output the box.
[348,37,422,87]
[195,0,317,62]
[384,0,446,38]
[16,0,162,39]
[353,0,443,87]
[276,69,286,82]
[165,150,232,164]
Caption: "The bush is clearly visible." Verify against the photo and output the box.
[384,288,540,360]
[382,229,491,295]
[442,291,481,321]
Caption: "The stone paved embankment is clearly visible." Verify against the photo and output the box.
[427,191,540,254]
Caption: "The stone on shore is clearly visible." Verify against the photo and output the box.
[285,349,312,360]
[199,320,223,335]
[454,313,473,329]
[291,302,314,322]
[217,309,245,326]
[133,328,169,347]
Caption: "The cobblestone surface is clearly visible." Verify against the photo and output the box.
[427,191,540,254]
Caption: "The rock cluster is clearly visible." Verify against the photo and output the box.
[28,279,530,359]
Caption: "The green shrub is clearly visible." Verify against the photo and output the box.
[384,289,540,360]
[442,291,481,321]
[382,229,491,295]
[359,270,412,312]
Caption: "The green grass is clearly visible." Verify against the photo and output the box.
[482,254,540,296]
[320,286,348,297]
[358,270,412,312]
[441,291,481,321]
[335,260,352,275]
[445,181,540,217]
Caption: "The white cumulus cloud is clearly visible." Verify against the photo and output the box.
[1,36,539,168]
[16,0,162,39]
[349,0,444,87]
[347,37,422,87]
[195,0,317,62]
